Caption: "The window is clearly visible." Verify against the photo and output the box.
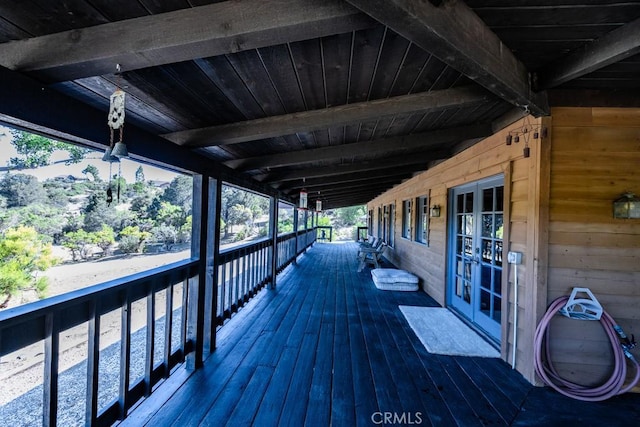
[377,206,383,238]
[277,201,295,234]
[402,199,412,239]
[383,203,395,247]
[415,195,429,244]
[221,183,270,249]
[297,207,307,230]
[0,126,194,310]
[367,209,373,235]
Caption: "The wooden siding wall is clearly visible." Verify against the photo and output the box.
[368,116,548,383]
[547,107,640,387]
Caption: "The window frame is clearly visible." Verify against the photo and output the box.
[401,199,412,239]
[415,195,429,245]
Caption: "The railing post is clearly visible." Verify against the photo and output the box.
[43,312,59,427]
[269,197,279,289]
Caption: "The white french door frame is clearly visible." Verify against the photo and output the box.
[447,175,505,342]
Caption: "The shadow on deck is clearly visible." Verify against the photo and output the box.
[121,242,640,426]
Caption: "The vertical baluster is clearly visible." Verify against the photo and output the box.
[164,280,174,378]
[218,262,224,321]
[119,291,132,419]
[228,260,234,313]
[86,300,100,425]
[43,312,59,427]
[181,277,188,358]
[243,249,248,302]
[145,284,155,396]
[220,261,227,318]
[234,256,240,309]
[250,248,256,294]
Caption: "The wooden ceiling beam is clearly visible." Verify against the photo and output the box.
[224,123,492,171]
[273,169,412,190]
[0,0,374,82]
[283,178,403,196]
[536,17,640,90]
[260,151,447,183]
[344,0,549,116]
[163,86,491,147]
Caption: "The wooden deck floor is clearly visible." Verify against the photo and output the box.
[121,242,640,426]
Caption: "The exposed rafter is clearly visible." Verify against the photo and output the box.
[273,169,413,190]
[224,123,492,171]
[0,0,373,82]
[163,86,491,147]
[261,151,445,183]
[344,0,549,116]
[536,17,640,90]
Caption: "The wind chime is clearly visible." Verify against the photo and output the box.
[102,65,129,205]
[504,106,546,158]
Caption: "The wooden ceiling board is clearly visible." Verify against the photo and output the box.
[1,0,639,207]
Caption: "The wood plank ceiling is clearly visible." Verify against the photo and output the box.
[0,0,638,208]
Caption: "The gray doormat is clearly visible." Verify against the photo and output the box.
[399,306,499,358]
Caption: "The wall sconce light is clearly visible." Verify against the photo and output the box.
[430,205,441,218]
[505,108,546,158]
[315,199,322,213]
[613,192,640,219]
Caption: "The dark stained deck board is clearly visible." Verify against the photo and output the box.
[124,242,640,427]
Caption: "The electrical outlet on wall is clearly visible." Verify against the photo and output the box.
[507,251,523,264]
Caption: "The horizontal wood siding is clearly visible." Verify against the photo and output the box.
[547,107,640,387]
[369,116,547,382]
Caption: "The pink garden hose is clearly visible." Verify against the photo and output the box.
[534,295,640,401]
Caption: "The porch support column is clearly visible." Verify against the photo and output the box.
[187,174,214,369]
[206,178,222,354]
[293,207,299,265]
[269,197,279,289]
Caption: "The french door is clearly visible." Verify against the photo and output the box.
[448,176,504,341]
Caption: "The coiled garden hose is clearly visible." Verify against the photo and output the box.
[534,296,640,401]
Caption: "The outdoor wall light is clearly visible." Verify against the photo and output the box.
[430,205,441,218]
[613,192,640,219]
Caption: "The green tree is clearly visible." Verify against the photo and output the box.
[118,226,151,254]
[161,175,192,215]
[93,225,116,256]
[228,204,253,230]
[335,205,366,227]
[8,130,89,169]
[82,164,101,182]
[135,166,145,183]
[12,204,66,243]
[83,191,119,232]
[0,226,56,308]
[62,229,95,261]
[0,173,47,207]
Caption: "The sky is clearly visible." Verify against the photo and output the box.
[0,125,180,183]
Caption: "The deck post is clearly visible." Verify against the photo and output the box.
[207,178,222,353]
[187,174,213,369]
[269,197,279,289]
[293,207,299,265]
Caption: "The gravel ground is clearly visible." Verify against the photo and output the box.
[0,312,182,426]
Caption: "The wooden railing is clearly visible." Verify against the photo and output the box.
[216,239,271,324]
[0,259,198,426]
[0,227,317,426]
